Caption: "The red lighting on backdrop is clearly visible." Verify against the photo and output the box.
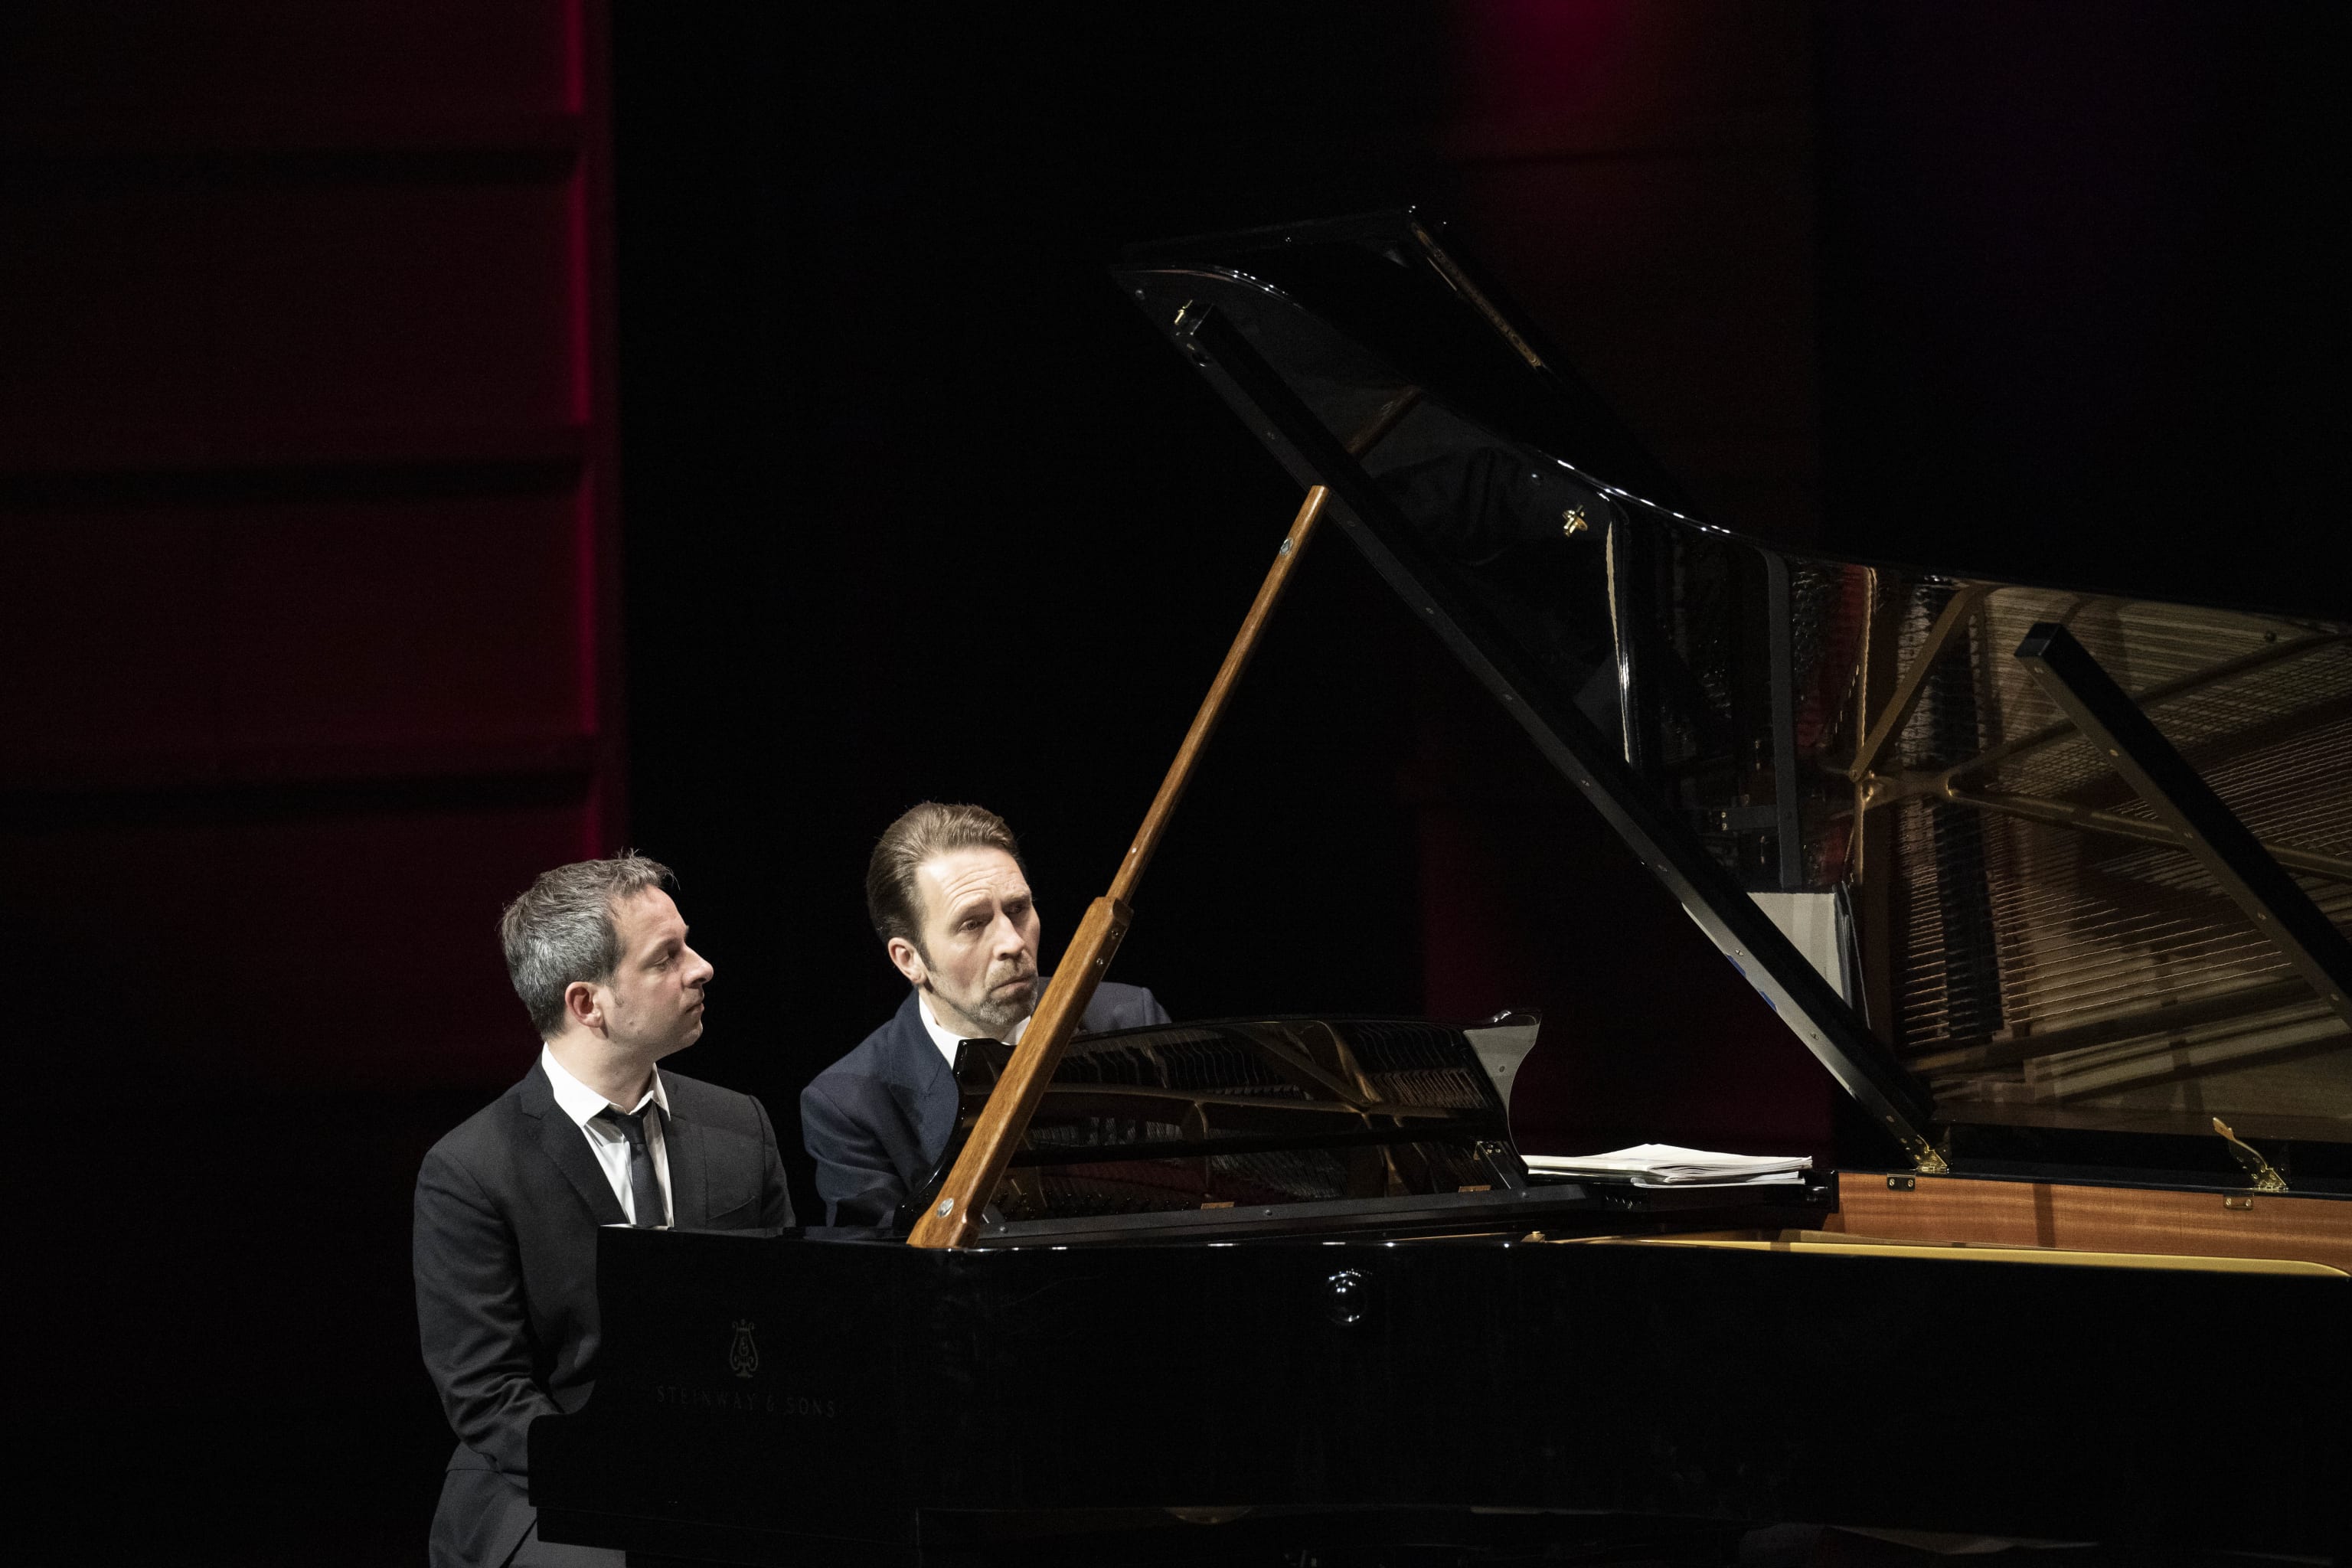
[1450,0,1631,124]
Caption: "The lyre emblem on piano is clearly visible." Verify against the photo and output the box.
[727,1319,760,1380]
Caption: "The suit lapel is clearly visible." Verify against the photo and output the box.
[520,1063,629,1227]
[661,1086,710,1229]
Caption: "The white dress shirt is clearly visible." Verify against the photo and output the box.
[916,991,1030,1067]
[541,1044,674,1227]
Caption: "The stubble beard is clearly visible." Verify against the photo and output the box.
[953,967,1037,1037]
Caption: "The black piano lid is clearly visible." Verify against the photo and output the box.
[1113,210,2352,1181]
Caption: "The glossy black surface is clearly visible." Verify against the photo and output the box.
[911,1015,1531,1233]
[1115,211,2352,1164]
[533,1227,2350,1563]
[1150,287,1949,1168]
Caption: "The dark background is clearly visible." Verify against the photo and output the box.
[5,3,2344,1562]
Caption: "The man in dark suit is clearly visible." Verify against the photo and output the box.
[415,854,792,1568]
[802,802,1168,1225]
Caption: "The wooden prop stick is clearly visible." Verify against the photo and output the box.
[907,387,1423,1249]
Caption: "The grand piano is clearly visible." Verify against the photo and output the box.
[531,212,2352,1565]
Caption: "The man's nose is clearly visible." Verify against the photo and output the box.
[685,944,715,987]
[990,914,1031,956]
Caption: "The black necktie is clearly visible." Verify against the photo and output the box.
[596,1103,666,1227]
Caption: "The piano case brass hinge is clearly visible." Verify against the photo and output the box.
[2213,1117,2288,1194]
[1902,1127,1952,1177]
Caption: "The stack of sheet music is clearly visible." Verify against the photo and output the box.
[1522,1144,1812,1187]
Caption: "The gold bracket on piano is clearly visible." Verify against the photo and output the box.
[1900,1127,1951,1176]
[2212,1117,2288,1194]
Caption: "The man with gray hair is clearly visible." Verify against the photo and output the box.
[802,802,1168,1226]
[414,853,792,1567]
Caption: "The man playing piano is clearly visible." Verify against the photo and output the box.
[413,854,793,1567]
[802,802,1169,1225]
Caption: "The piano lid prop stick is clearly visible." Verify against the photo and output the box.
[907,386,1423,1249]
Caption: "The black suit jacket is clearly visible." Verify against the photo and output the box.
[799,981,1168,1226]
[413,1061,792,1567]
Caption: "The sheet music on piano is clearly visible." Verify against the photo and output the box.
[1524,1144,1813,1186]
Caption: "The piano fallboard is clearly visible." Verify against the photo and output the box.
[531,1222,2350,1564]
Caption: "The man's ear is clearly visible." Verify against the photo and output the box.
[563,979,604,1034]
[885,936,928,988]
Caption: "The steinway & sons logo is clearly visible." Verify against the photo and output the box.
[642,1317,838,1419]
[729,1318,760,1379]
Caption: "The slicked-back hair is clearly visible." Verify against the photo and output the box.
[867,802,1023,957]
[500,851,677,1038]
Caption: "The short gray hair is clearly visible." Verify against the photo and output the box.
[499,852,676,1037]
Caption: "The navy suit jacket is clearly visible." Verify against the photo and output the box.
[800,981,1169,1225]
[413,1061,792,1568]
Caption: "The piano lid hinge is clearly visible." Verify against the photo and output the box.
[1903,1127,1952,1177]
[2213,1117,2288,1193]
